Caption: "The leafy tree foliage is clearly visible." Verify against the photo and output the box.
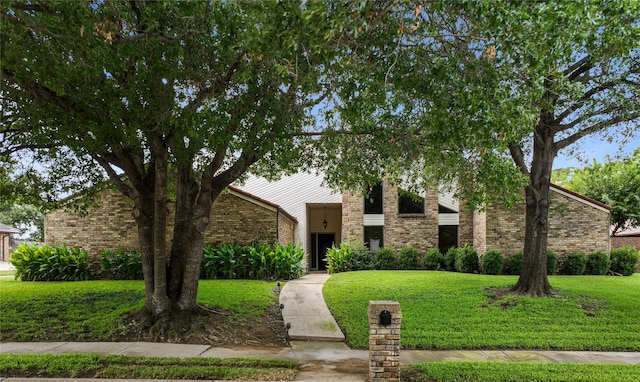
[0,0,378,324]
[553,149,640,235]
[0,204,44,241]
[320,0,640,296]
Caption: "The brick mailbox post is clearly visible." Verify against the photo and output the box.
[368,300,402,382]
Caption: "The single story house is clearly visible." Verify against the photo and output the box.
[1,223,20,262]
[45,172,613,272]
[45,186,297,256]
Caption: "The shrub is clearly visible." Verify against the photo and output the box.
[563,252,587,275]
[326,242,352,274]
[443,247,457,271]
[375,248,396,270]
[10,244,91,281]
[348,241,374,271]
[481,250,503,275]
[455,246,479,274]
[100,248,143,280]
[508,251,523,275]
[586,251,610,275]
[200,242,305,280]
[397,247,419,270]
[423,249,444,270]
[610,246,640,276]
[546,250,558,275]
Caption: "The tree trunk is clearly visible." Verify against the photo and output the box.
[510,122,556,297]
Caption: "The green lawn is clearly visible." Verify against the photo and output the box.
[323,271,640,350]
[0,278,278,341]
[0,354,297,380]
[403,362,640,382]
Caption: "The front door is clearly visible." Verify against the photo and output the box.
[311,233,335,271]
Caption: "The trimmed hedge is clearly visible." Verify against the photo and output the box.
[481,250,503,275]
[375,248,396,270]
[563,252,587,275]
[586,251,610,275]
[423,249,444,270]
[397,247,419,270]
[455,246,479,274]
[443,247,457,271]
[610,246,639,276]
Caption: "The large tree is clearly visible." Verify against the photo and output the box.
[1,0,382,325]
[320,0,640,297]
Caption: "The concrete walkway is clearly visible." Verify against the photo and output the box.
[279,273,344,341]
[2,271,640,381]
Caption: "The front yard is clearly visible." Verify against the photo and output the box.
[324,271,640,350]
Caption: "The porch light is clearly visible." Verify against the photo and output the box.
[323,204,328,230]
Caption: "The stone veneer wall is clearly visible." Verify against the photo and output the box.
[485,189,610,258]
[383,184,438,254]
[277,212,296,245]
[342,192,364,242]
[472,210,487,254]
[46,189,289,256]
[458,204,474,247]
[341,183,438,253]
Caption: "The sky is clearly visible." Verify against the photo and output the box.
[553,133,640,169]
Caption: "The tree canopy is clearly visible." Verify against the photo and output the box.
[553,148,640,236]
[1,0,380,322]
[317,0,640,296]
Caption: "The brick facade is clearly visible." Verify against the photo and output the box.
[342,183,438,254]
[342,183,610,261]
[485,188,610,258]
[46,189,296,257]
[341,192,364,242]
[382,184,438,254]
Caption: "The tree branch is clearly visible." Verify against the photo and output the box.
[94,154,134,199]
[555,112,640,151]
[553,79,625,127]
[508,142,530,176]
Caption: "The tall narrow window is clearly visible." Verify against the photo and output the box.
[364,226,384,252]
[398,188,425,214]
[364,183,383,214]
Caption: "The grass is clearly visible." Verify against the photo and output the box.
[0,270,15,276]
[0,354,297,380]
[323,271,640,350]
[403,362,640,382]
[0,278,279,341]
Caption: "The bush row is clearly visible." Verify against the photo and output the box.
[325,241,639,276]
[9,244,91,281]
[10,242,306,282]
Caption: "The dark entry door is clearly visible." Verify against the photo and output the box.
[311,233,335,271]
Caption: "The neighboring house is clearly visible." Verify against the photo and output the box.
[45,172,611,272]
[0,223,20,262]
[611,226,640,273]
[45,186,296,256]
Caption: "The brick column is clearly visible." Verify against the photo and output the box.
[368,300,401,382]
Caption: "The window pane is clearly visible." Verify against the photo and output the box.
[438,225,458,254]
[398,188,425,214]
[364,226,384,253]
[364,183,383,214]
